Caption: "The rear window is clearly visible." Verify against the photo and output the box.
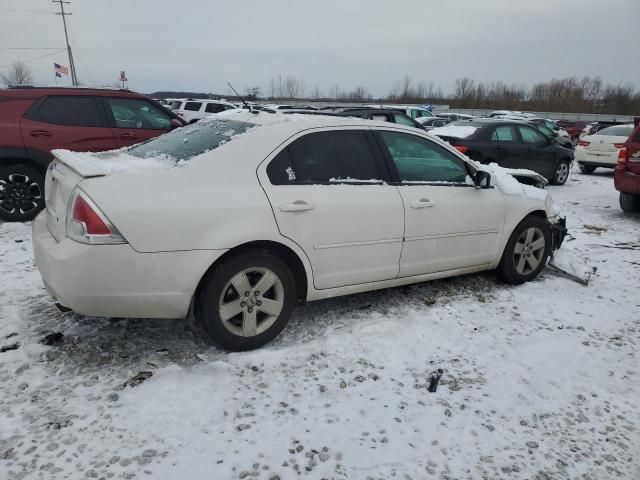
[183,102,202,111]
[596,125,634,137]
[126,119,254,161]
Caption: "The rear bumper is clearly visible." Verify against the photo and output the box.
[575,149,618,167]
[614,167,640,195]
[548,216,567,251]
[32,212,226,319]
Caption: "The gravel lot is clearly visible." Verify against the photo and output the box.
[1,167,639,480]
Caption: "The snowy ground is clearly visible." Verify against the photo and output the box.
[1,167,639,480]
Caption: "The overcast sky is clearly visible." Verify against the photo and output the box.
[1,0,638,97]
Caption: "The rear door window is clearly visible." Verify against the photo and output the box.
[491,126,517,142]
[35,96,102,127]
[205,103,228,114]
[184,102,202,111]
[267,130,381,184]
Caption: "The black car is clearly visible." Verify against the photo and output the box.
[430,119,575,185]
[335,108,424,130]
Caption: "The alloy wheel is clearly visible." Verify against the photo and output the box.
[555,162,569,184]
[0,174,43,216]
[218,267,284,337]
[513,227,546,275]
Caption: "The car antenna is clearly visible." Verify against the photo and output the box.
[227,82,258,114]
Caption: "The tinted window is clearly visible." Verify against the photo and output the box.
[518,126,546,143]
[268,131,380,184]
[633,128,640,143]
[205,103,227,114]
[380,131,467,183]
[126,119,253,161]
[36,96,101,127]
[491,126,517,142]
[393,113,417,127]
[107,98,172,130]
[184,102,202,111]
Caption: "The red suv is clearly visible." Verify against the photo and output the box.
[0,86,185,221]
[615,117,640,212]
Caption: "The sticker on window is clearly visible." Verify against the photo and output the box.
[285,166,296,181]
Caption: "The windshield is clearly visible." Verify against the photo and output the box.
[535,124,554,138]
[596,125,634,137]
[127,119,255,161]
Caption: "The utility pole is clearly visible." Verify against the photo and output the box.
[52,0,78,86]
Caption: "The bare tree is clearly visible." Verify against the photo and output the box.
[2,61,33,86]
[244,86,262,100]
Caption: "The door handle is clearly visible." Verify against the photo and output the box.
[279,200,315,212]
[30,130,52,137]
[410,198,435,209]
[120,133,138,139]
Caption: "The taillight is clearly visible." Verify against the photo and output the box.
[454,145,469,154]
[66,188,126,244]
[614,143,626,149]
[617,147,628,164]
[578,140,590,147]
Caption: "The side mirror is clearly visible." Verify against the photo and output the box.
[170,118,183,130]
[474,170,491,189]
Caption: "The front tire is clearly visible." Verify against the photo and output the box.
[195,252,297,351]
[550,160,570,185]
[579,164,596,174]
[619,192,640,213]
[0,163,45,222]
[497,216,552,285]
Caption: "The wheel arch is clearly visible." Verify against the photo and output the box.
[193,240,310,309]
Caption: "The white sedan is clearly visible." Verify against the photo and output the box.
[33,113,566,350]
[576,124,635,173]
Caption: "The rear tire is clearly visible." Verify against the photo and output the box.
[195,251,297,351]
[619,192,640,213]
[579,164,596,174]
[550,160,570,185]
[497,216,552,285]
[0,163,45,222]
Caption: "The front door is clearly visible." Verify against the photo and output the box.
[258,128,405,289]
[516,125,557,179]
[375,129,505,277]
[489,125,524,169]
[102,97,174,148]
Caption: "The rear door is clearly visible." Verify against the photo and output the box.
[489,125,523,168]
[516,125,557,178]
[102,97,174,148]
[20,95,117,156]
[258,128,405,290]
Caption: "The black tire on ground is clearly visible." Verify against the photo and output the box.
[195,251,297,351]
[0,163,45,222]
[619,192,640,213]
[550,160,571,185]
[579,164,596,174]
[496,215,552,285]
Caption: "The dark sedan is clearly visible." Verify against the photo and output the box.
[429,119,575,185]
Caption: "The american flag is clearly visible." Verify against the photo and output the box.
[54,63,69,77]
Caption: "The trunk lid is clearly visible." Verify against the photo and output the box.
[585,134,628,153]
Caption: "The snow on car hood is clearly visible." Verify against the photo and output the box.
[428,125,478,138]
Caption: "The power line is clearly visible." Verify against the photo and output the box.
[0,49,67,69]
[0,7,55,14]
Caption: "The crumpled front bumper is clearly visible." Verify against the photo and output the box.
[548,216,568,251]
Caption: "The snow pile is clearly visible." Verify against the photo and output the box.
[429,125,478,138]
